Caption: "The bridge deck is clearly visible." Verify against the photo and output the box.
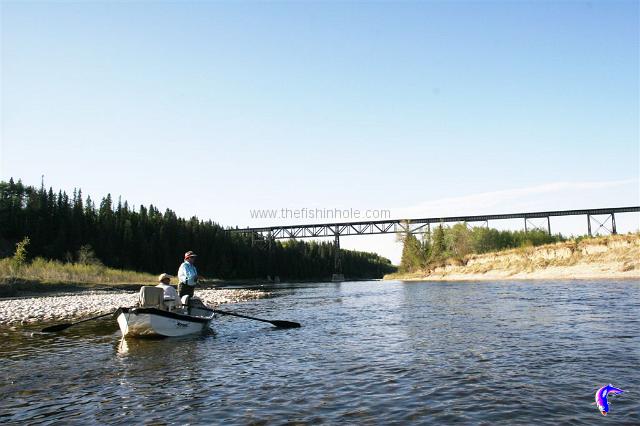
[230,206,640,239]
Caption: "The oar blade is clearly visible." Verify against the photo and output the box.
[270,320,301,328]
[214,309,301,328]
[41,323,72,333]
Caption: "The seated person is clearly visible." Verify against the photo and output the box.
[156,273,180,310]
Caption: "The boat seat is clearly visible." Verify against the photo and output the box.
[163,296,179,311]
[138,286,165,309]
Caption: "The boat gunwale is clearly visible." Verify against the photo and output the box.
[118,307,214,324]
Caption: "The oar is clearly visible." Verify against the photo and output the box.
[213,309,301,328]
[41,310,116,332]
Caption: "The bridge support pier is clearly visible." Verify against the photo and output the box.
[524,217,552,235]
[612,213,617,234]
[332,233,344,282]
[547,216,551,236]
[267,231,276,282]
[587,213,618,237]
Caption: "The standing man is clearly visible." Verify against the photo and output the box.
[178,251,199,298]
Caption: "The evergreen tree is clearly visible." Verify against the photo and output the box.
[399,231,423,273]
[0,179,396,279]
[430,224,447,262]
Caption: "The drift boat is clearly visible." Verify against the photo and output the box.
[116,286,215,337]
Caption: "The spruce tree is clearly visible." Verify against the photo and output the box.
[430,224,447,262]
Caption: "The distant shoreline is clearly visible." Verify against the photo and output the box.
[0,277,369,299]
[384,234,640,282]
[387,272,640,282]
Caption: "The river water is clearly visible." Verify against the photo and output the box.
[1,280,638,425]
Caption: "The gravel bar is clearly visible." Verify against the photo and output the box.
[0,288,267,326]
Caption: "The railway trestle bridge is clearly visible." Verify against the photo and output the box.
[230,206,640,280]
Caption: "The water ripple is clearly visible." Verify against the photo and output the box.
[1,280,639,424]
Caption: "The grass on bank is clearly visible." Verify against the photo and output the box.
[0,239,155,287]
[0,257,156,285]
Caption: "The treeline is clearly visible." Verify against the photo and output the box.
[399,223,565,273]
[0,179,395,280]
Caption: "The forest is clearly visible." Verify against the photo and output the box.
[0,179,395,280]
[398,222,565,273]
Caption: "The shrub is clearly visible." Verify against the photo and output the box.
[77,244,102,266]
[9,236,31,274]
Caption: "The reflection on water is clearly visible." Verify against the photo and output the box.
[1,280,639,424]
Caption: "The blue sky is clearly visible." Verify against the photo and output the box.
[1,1,638,263]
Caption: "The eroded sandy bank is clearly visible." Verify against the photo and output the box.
[386,234,640,282]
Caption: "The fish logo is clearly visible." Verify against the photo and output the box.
[595,384,624,416]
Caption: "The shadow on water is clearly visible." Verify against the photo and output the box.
[115,332,216,357]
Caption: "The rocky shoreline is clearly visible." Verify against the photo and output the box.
[0,288,267,326]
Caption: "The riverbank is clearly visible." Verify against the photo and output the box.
[385,233,640,281]
[0,256,159,297]
[0,288,268,326]
[0,278,273,298]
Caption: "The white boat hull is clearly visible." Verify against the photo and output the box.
[116,307,214,337]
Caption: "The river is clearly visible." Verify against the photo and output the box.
[1,280,638,424]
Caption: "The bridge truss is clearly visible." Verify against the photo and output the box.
[229,206,640,278]
[231,206,640,240]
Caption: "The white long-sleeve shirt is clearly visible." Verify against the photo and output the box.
[155,283,180,301]
[178,261,198,286]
